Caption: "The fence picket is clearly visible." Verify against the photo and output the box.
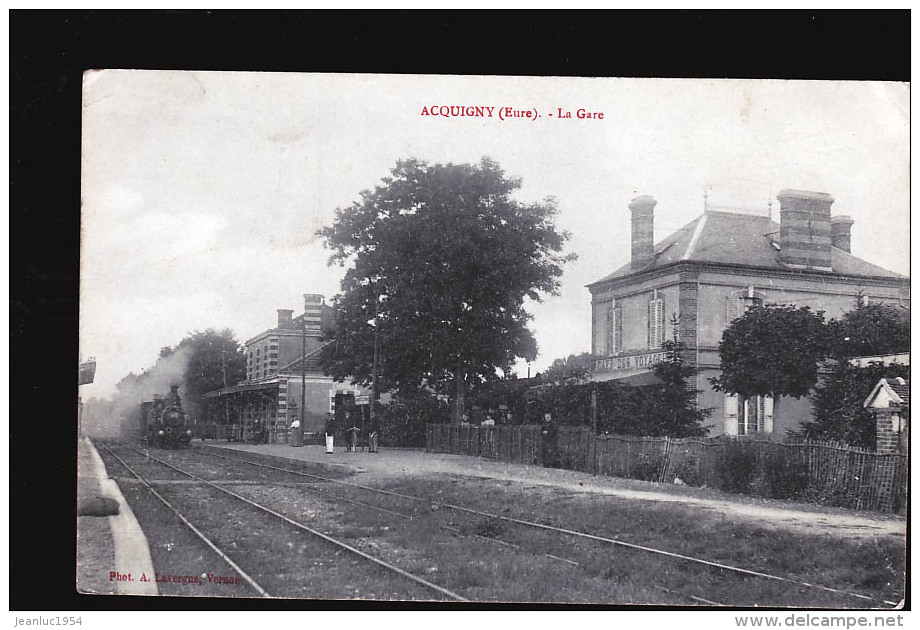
[425,425,906,513]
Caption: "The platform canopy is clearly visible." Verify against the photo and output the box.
[202,380,279,399]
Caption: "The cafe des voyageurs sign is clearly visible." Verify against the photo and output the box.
[594,351,667,373]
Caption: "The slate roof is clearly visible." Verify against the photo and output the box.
[886,377,910,405]
[590,211,906,287]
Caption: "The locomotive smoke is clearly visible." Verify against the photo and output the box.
[81,346,193,438]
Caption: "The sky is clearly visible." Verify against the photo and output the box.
[80,72,910,399]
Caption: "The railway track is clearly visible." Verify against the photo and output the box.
[97,441,467,601]
[196,446,902,608]
[95,440,902,606]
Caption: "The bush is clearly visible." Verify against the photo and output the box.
[380,394,450,447]
[714,443,758,494]
[761,452,809,499]
[799,484,864,509]
[673,454,704,487]
[632,451,665,482]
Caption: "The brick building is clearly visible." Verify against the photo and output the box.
[204,294,368,442]
[587,190,909,437]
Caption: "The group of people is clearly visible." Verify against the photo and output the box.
[289,411,379,453]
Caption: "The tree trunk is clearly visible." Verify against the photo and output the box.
[452,369,466,425]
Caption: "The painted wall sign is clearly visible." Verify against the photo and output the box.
[594,351,666,373]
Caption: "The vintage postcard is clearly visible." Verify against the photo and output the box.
[78,72,908,608]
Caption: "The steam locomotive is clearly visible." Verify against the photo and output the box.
[140,385,193,448]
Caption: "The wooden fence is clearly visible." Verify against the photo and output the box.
[426,425,907,513]
[426,424,543,465]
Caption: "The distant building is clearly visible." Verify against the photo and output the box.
[849,353,909,369]
[204,294,368,442]
[587,190,909,437]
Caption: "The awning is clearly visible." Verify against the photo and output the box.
[202,380,279,399]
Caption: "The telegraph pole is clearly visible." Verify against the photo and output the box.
[301,308,306,435]
[221,350,230,431]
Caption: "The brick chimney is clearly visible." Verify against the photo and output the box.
[776,189,834,271]
[629,195,657,269]
[303,293,324,333]
[277,309,293,328]
[831,215,854,253]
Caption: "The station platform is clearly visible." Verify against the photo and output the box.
[76,436,158,596]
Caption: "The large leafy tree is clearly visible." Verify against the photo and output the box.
[829,301,910,358]
[175,328,247,403]
[710,304,830,399]
[319,157,574,422]
[107,328,245,427]
[798,301,910,448]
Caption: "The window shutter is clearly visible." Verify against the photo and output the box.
[593,305,605,355]
[648,297,664,349]
[724,394,739,436]
[607,302,621,355]
[606,306,615,355]
[648,299,652,348]
[763,395,774,434]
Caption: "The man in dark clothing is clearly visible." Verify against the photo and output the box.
[541,413,559,468]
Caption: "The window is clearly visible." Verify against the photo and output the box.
[724,394,773,435]
[593,301,608,355]
[648,290,665,349]
[607,301,622,355]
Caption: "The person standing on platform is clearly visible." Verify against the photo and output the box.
[368,413,379,453]
[290,417,302,447]
[541,412,559,468]
[481,412,496,454]
[324,413,335,453]
[346,424,359,452]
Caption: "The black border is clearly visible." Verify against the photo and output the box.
[10,9,910,612]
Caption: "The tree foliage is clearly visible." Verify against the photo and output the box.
[319,157,574,422]
[174,328,247,401]
[541,352,596,385]
[107,328,245,426]
[796,360,909,449]
[713,299,909,448]
[647,340,712,437]
[829,302,910,358]
[711,305,830,399]
[523,341,710,437]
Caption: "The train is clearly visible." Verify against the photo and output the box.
[139,385,193,448]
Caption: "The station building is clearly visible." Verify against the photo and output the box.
[587,190,909,437]
[204,294,368,442]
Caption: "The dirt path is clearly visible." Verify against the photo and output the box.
[209,443,907,541]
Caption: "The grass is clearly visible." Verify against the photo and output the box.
[366,474,905,607]
[97,443,905,606]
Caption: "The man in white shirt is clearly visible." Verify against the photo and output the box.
[290,418,302,447]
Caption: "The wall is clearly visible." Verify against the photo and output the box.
[282,377,368,435]
[591,271,682,357]
[695,270,906,348]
